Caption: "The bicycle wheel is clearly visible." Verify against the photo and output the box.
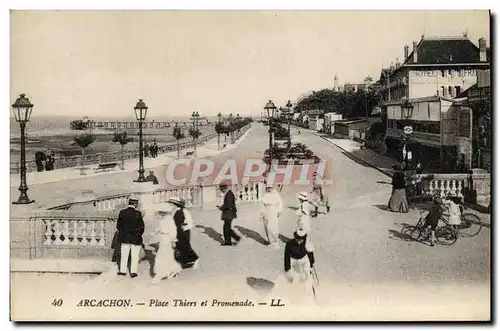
[436,226,458,246]
[459,213,482,237]
[401,225,421,241]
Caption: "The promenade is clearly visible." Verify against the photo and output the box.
[11,123,490,320]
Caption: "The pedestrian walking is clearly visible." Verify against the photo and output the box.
[153,142,159,158]
[144,143,150,157]
[116,195,145,278]
[218,181,242,246]
[310,172,330,217]
[260,183,283,249]
[296,192,312,234]
[151,202,182,284]
[146,170,159,185]
[169,197,199,269]
[388,164,409,213]
[283,228,317,304]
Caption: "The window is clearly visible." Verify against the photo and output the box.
[448,86,453,97]
[441,70,445,77]
[455,86,461,96]
[441,86,445,96]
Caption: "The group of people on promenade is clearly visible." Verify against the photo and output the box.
[387,163,463,247]
[144,142,159,158]
[113,176,328,298]
[114,194,199,283]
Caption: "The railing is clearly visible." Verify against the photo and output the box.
[11,131,219,174]
[215,181,262,204]
[386,128,441,146]
[49,186,204,212]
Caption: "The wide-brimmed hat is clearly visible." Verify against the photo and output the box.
[298,192,308,201]
[154,202,175,214]
[167,196,185,208]
[219,180,231,189]
[128,194,139,203]
[294,229,307,239]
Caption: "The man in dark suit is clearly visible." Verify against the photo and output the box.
[116,195,145,278]
[218,181,241,246]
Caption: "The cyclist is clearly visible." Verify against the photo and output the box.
[420,196,443,247]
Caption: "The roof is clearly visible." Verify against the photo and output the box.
[403,37,490,65]
[334,118,366,125]
[307,110,323,116]
[383,96,455,106]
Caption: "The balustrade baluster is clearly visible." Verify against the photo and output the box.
[450,180,457,197]
[69,220,78,245]
[89,222,98,245]
[457,180,464,199]
[53,220,63,245]
[61,220,70,245]
[80,221,88,246]
[43,219,52,245]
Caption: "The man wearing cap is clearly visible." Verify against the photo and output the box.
[218,181,241,246]
[260,183,283,248]
[116,196,145,278]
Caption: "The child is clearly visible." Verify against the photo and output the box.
[443,196,462,230]
[421,196,443,247]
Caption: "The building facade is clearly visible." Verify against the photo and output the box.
[380,36,490,173]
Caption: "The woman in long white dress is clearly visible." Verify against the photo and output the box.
[151,202,182,284]
[260,183,283,249]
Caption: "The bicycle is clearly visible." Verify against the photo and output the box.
[401,212,459,246]
[441,209,482,237]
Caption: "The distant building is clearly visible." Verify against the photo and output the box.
[307,110,323,131]
[323,112,343,134]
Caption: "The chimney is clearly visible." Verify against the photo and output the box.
[404,45,409,59]
[479,38,487,62]
[412,41,418,63]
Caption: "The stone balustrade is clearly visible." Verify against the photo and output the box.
[411,172,490,207]
[11,210,116,259]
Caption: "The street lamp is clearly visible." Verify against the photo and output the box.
[12,94,35,204]
[264,100,277,167]
[134,98,148,182]
[286,100,293,136]
[401,99,414,169]
[191,111,200,156]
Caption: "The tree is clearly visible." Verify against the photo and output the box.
[172,124,185,157]
[73,133,96,175]
[214,122,225,150]
[188,126,201,156]
[112,131,133,170]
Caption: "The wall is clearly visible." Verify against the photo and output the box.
[440,100,456,146]
[457,137,473,168]
[409,69,478,99]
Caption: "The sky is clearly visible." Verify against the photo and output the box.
[10,10,490,118]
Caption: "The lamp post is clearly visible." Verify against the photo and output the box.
[264,100,277,168]
[134,98,148,182]
[191,111,200,156]
[286,100,292,136]
[401,99,414,170]
[12,94,35,204]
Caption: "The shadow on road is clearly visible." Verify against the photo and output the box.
[246,276,275,295]
[234,225,268,246]
[195,225,224,244]
[388,229,414,242]
[376,180,392,185]
[373,204,390,211]
[287,205,299,211]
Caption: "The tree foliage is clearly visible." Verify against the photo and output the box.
[112,131,133,145]
[172,125,185,141]
[189,127,201,140]
[73,133,96,149]
[294,88,380,119]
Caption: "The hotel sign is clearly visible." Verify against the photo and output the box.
[468,86,490,103]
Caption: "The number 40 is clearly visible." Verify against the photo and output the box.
[51,299,63,307]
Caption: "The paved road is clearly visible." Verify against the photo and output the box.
[11,123,490,320]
